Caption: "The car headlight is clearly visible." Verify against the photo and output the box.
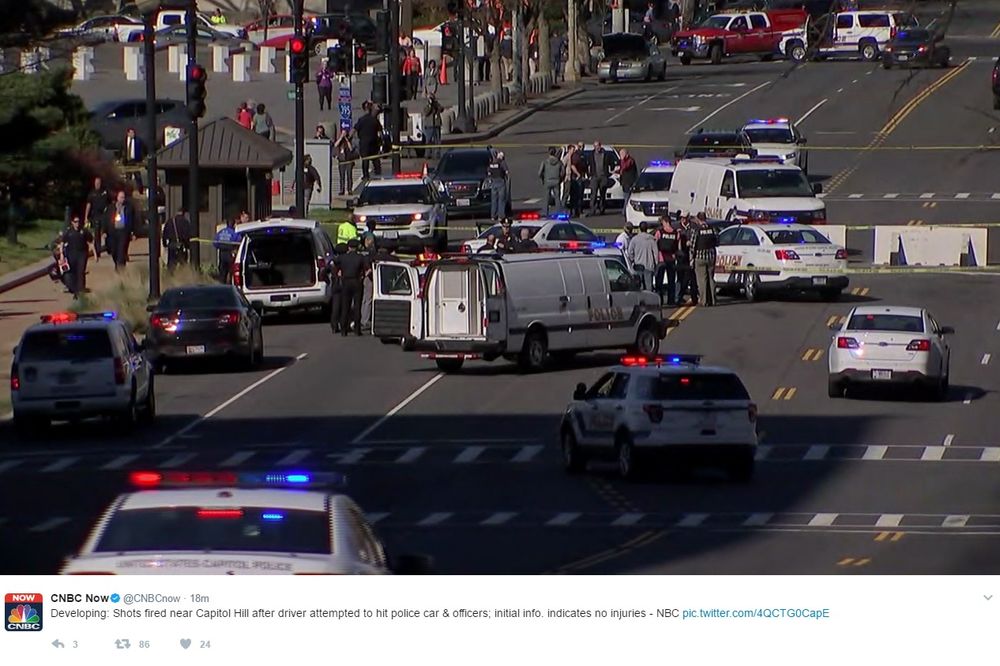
[693,35,704,44]
[412,213,423,221]
[629,200,643,211]
[355,214,367,223]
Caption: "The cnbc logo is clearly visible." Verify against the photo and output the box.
[6,593,43,631]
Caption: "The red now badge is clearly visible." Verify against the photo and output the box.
[6,593,43,631]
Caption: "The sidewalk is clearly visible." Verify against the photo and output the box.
[0,240,151,415]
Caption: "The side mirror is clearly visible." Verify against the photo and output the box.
[812,183,823,194]
[11,345,17,357]
[938,326,954,335]
[392,553,434,575]
[573,382,587,400]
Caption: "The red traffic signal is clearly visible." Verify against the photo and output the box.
[289,36,307,54]
[188,63,206,81]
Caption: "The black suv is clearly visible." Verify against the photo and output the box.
[430,148,512,218]
[307,14,377,54]
[993,58,1000,109]
[677,129,756,159]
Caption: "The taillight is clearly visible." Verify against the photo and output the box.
[460,243,471,254]
[835,248,848,260]
[907,339,931,352]
[196,509,244,519]
[151,313,179,333]
[218,311,241,326]
[748,403,757,423]
[885,45,893,52]
[642,404,664,423]
[10,364,19,391]
[918,45,927,53]
[113,358,127,385]
[837,337,859,349]
[890,27,897,39]
[232,263,242,287]
[775,249,800,260]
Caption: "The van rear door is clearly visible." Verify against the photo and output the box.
[16,327,116,400]
[431,264,484,338]
[372,261,422,340]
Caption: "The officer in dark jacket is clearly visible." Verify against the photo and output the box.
[62,216,93,298]
[337,239,368,336]
[329,242,348,333]
[675,213,699,305]
[162,208,193,269]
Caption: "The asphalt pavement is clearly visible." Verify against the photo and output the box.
[5,11,1000,574]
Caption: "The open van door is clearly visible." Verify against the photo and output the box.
[372,261,423,341]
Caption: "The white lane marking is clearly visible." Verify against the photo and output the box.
[996,319,1000,330]
[363,437,536,445]
[743,512,773,527]
[863,446,887,460]
[943,514,969,528]
[851,79,858,83]
[154,353,308,449]
[804,445,829,460]
[218,451,255,467]
[676,513,709,527]
[511,445,543,463]
[611,513,645,526]
[481,512,517,526]
[685,81,770,133]
[41,457,79,473]
[922,446,946,460]
[956,193,971,199]
[395,447,426,463]
[547,512,581,526]
[875,514,903,527]
[883,193,899,199]
[160,452,197,468]
[522,197,541,204]
[992,193,1000,200]
[964,393,974,405]
[942,434,955,447]
[848,193,864,199]
[836,87,844,93]
[365,512,389,524]
[350,373,444,444]
[100,454,141,470]
[980,448,1000,462]
[0,460,23,475]
[275,449,311,466]
[808,513,838,527]
[606,86,678,124]
[982,353,991,365]
[29,517,70,532]
[647,105,701,112]
[795,98,828,126]
[338,449,370,464]
[454,446,486,463]
[920,192,935,198]
[418,512,453,526]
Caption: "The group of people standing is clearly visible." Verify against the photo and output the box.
[538,142,639,219]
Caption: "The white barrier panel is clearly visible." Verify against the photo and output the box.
[213,45,230,73]
[167,44,186,73]
[232,52,251,82]
[72,46,94,81]
[259,45,276,73]
[409,111,423,142]
[823,225,846,249]
[123,44,144,81]
[874,225,988,266]
[284,50,291,82]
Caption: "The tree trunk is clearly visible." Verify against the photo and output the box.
[490,42,502,92]
[520,17,534,98]
[538,12,550,75]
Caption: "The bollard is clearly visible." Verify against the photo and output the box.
[167,44,186,73]
[123,44,144,81]
[258,45,276,73]
[0,49,5,73]
[232,52,251,82]
[212,44,230,73]
[284,49,291,82]
[72,46,95,81]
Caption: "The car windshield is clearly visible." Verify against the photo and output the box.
[94,508,331,554]
[894,13,919,28]
[603,35,647,58]
[437,151,491,176]
[478,224,540,239]
[700,15,732,29]
[847,314,925,333]
[19,329,113,362]
[744,128,795,144]
[633,172,673,192]
[358,184,433,206]
[765,229,830,244]
[158,287,239,309]
[638,373,750,401]
[736,169,814,197]
[894,28,930,42]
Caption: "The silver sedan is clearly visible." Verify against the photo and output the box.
[597,32,667,83]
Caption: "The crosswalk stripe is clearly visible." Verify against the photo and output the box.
[808,513,838,527]
[511,445,543,463]
[275,449,311,466]
[921,446,945,461]
[41,457,79,473]
[454,446,486,463]
[863,446,887,460]
[805,445,829,460]
[0,460,24,475]
[980,448,1000,462]
[876,514,903,528]
[943,514,969,528]
[101,454,141,470]
[218,451,255,467]
[611,513,645,526]
[418,512,453,526]
[395,447,426,463]
[742,512,773,527]
[955,193,971,199]
[160,452,197,468]
[481,512,517,525]
[547,512,581,526]
[676,513,709,527]
[338,449,370,464]
[29,517,70,532]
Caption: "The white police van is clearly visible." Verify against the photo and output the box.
[370,251,668,373]
[668,156,825,225]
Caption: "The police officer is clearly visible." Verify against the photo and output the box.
[690,212,719,307]
[497,217,517,252]
[62,216,93,298]
[213,217,241,282]
[338,239,368,336]
[515,227,538,252]
[487,151,509,222]
[675,213,699,305]
[337,216,359,245]
[162,208,192,269]
[329,242,347,334]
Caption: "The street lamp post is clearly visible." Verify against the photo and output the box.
[138,0,161,299]
[293,0,305,217]
[185,0,201,265]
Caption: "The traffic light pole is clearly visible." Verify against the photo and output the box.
[293,0,305,218]
[389,0,401,173]
[453,7,474,133]
[185,0,201,267]
[143,13,160,299]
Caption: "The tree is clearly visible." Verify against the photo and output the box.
[0,68,101,241]
[256,0,277,41]
[0,0,78,48]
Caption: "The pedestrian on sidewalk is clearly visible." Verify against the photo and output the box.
[303,155,322,214]
[551,32,565,82]
[253,103,275,140]
[538,147,565,216]
[316,60,334,110]
[236,101,253,129]
[423,93,443,158]
[122,127,145,165]
[162,208,192,269]
[214,217,241,283]
[83,176,110,258]
[107,190,134,270]
[62,216,93,298]
[403,48,422,101]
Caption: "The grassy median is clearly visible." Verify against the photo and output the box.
[0,219,64,279]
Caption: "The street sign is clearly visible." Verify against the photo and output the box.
[338,82,352,131]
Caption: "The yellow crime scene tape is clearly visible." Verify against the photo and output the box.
[716,265,1000,275]
[396,142,1000,152]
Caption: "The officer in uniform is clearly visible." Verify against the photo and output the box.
[497,217,517,252]
[487,151,509,222]
[329,242,348,333]
[213,217,241,282]
[337,239,368,336]
[690,213,719,307]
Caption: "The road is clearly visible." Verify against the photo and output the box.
[4,5,1000,574]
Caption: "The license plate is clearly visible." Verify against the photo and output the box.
[382,230,398,239]
[457,198,471,207]
[898,55,909,61]
[270,294,291,302]
[186,345,206,355]
[813,276,827,285]
[872,369,892,380]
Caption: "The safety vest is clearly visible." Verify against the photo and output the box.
[417,251,439,262]
[337,222,358,245]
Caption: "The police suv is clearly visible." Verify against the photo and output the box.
[559,355,758,481]
[741,118,808,172]
[61,471,407,575]
[715,223,848,301]
[10,311,155,433]
[351,173,449,251]
[624,161,675,228]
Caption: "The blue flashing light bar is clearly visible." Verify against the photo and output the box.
[549,212,570,220]
[261,512,285,521]
[649,160,673,167]
[264,473,311,485]
[748,117,789,124]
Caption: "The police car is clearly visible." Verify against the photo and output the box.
[741,118,808,172]
[559,355,758,481]
[61,471,401,575]
[460,213,614,254]
[715,223,848,301]
[351,173,449,251]
[10,311,155,433]
[624,161,675,228]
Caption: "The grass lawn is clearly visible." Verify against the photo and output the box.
[0,219,64,279]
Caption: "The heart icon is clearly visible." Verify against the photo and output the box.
[180,639,192,650]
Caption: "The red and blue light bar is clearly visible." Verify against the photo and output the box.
[747,117,790,125]
[41,311,117,324]
[128,471,346,489]
[649,160,674,167]
[620,354,703,367]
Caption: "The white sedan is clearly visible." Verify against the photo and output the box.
[61,471,399,575]
[715,223,849,301]
[56,15,141,42]
[828,306,953,400]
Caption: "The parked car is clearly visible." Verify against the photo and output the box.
[882,28,949,69]
[136,24,254,51]
[672,9,808,64]
[597,32,667,82]
[244,14,313,45]
[307,13,378,54]
[88,98,188,152]
[55,15,141,43]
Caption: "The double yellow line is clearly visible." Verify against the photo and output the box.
[551,530,665,574]
[879,60,971,136]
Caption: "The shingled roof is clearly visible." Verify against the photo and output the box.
[156,117,292,170]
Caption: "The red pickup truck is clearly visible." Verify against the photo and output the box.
[672,10,809,65]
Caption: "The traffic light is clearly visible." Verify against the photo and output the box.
[327,45,348,74]
[372,72,388,105]
[185,63,207,119]
[353,43,367,73]
[375,10,389,53]
[289,36,309,84]
[441,22,455,55]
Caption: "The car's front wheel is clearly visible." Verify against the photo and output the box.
[561,428,587,474]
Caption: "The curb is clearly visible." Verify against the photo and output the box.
[0,258,54,296]
[441,85,585,145]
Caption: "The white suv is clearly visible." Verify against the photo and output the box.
[817,10,919,61]
[559,355,758,481]
[624,162,675,228]
[10,311,155,433]
[351,174,448,251]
